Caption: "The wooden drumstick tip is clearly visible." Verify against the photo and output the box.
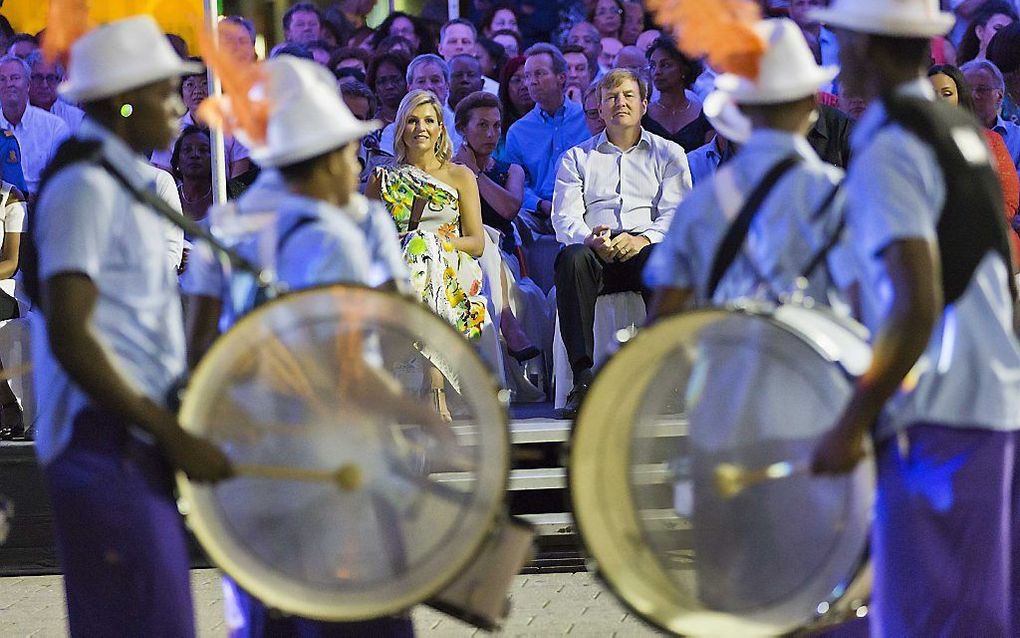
[335,464,363,491]
[713,462,746,499]
[713,461,803,499]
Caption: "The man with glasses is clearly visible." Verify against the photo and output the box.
[962,59,1020,170]
[26,51,84,133]
[0,54,69,199]
[505,43,590,235]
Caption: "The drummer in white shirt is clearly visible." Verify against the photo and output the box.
[644,19,852,316]
[808,1,1020,635]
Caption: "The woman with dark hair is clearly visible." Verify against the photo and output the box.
[928,63,1020,265]
[958,0,1017,64]
[170,126,213,223]
[498,56,534,141]
[479,3,521,38]
[370,12,435,55]
[589,0,625,40]
[367,52,410,125]
[476,37,508,82]
[642,37,714,152]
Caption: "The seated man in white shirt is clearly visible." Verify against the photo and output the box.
[0,54,70,199]
[26,52,84,133]
[551,68,692,417]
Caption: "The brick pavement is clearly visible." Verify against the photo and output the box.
[0,570,663,637]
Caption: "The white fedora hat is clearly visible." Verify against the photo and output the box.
[251,56,380,168]
[714,19,838,105]
[703,90,752,144]
[59,15,203,103]
[811,0,955,38]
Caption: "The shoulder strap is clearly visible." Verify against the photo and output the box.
[799,183,845,280]
[276,215,319,255]
[706,156,801,299]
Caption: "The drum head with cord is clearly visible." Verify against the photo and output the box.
[569,306,875,636]
[176,284,510,621]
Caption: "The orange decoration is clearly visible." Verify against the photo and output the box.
[646,0,767,80]
[195,20,270,146]
[41,0,93,66]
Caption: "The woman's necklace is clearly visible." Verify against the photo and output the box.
[179,183,212,205]
[656,96,693,116]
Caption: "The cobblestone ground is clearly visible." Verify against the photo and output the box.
[0,570,663,637]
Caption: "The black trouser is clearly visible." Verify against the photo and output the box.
[554,242,654,377]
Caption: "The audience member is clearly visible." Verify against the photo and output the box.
[567,22,603,79]
[788,0,839,70]
[552,68,691,417]
[329,46,371,79]
[450,54,486,109]
[643,38,714,152]
[476,37,508,82]
[582,81,605,135]
[987,21,1020,122]
[26,52,83,133]
[453,90,540,361]
[837,76,867,120]
[480,4,521,38]
[613,45,646,72]
[599,37,622,73]
[619,2,646,45]
[368,51,410,124]
[492,29,523,58]
[962,59,1020,169]
[499,55,534,137]
[6,34,37,59]
[634,29,661,54]
[367,89,489,420]
[590,0,625,40]
[439,19,499,94]
[170,125,213,222]
[0,55,68,198]
[283,2,323,46]
[0,179,25,440]
[505,43,590,234]
[371,12,434,55]
[958,0,1016,64]
[339,78,377,121]
[317,18,347,50]
[151,59,251,179]
[562,44,596,102]
[348,25,376,50]
[378,54,463,155]
[219,16,257,64]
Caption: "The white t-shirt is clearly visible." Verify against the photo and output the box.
[0,182,25,303]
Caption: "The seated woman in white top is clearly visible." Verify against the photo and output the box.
[0,181,27,439]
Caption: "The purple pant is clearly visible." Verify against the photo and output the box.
[44,409,195,638]
[872,423,1020,638]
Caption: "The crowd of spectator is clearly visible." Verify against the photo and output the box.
[1,0,1020,428]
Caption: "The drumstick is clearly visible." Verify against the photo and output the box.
[713,460,809,499]
[235,463,365,491]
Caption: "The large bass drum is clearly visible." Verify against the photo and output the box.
[569,304,875,636]
[175,285,511,622]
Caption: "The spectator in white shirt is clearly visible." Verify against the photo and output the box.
[0,55,69,199]
[551,68,692,417]
[26,52,84,133]
[439,19,500,95]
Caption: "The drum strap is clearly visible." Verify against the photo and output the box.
[706,156,801,299]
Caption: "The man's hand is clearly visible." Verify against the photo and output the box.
[453,146,480,175]
[811,400,874,475]
[537,199,553,216]
[585,224,615,261]
[609,233,650,262]
[157,411,234,483]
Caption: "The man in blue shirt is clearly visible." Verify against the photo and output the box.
[504,43,590,235]
[810,0,1020,634]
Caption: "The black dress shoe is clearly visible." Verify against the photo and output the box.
[556,369,594,420]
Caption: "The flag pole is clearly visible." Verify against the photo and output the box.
[205,0,228,205]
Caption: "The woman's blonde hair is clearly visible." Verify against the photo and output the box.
[394,89,453,164]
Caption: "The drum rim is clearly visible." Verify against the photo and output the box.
[177,282,512,621]
[568,307,874,636]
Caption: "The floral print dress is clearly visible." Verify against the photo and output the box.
[375,164,489,340]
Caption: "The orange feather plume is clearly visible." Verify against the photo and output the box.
[645,0,767,80]
[41,0,93,67]
[195,20,270,147]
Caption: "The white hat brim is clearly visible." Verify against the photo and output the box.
[252,119,382,168]
[59,59,205,103]
[703,90,752,144]
[810,7,956,38]
[716,65,839,105]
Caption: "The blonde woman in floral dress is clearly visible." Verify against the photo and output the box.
[367,89,489,420]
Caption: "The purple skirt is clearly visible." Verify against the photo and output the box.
[871,423,1020,637]
[44,408,195,638]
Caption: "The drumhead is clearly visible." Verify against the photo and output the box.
[569,307,874,636]
[177,285,510,621]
